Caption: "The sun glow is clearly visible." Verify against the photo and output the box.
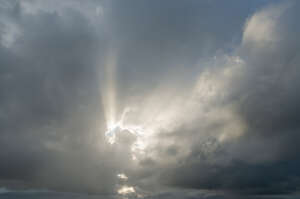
[100,48,245,167]
[104,107,148,160]
[117,173,128,180]
[101,48,118,135]
[117,186,135,195]
[100,48,150,161]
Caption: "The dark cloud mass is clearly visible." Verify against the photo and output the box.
[0,0,300,198]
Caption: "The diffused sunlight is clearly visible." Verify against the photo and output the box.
[101,51,246,161]
[101,48,117,133]
[117,186,135,195]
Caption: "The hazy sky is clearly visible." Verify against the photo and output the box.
[0,0,300,199]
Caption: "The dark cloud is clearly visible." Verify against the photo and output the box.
[106,0,266,97]
[0,0,115,193]
[0,188,291,199]
[0,0,300,198]
[154,1,300,196]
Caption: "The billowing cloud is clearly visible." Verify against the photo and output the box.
[0,0,300,198]
[153,1,300,195]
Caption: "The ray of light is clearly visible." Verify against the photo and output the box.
[101,48,118,131]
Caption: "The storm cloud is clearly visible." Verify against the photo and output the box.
[0,0,300,198]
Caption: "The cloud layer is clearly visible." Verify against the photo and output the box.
[0,0,300,198]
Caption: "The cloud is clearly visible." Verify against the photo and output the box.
[0,188,294,199]
[150,0,300,195]
[0,0,300,197]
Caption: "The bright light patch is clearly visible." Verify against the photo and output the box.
[100,49,118,139]
[105,122,121,144]
[117,173,128,180]
[100,49,149,160]
[117,186,135,195]
[105,108,146,145]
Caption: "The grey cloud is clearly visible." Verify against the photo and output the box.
[0,0,115,193]
[105,0,267,100]
[1,187,288,199]
[154,0,300,195]
[0,0,300,198]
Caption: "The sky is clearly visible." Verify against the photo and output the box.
[0,0,300,198]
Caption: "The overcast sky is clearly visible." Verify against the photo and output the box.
[0,0,300,199]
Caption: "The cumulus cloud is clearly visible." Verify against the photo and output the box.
[0,0,300,198]
[153,1,300,195]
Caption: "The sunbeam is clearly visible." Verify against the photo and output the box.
[101,48,118,133]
